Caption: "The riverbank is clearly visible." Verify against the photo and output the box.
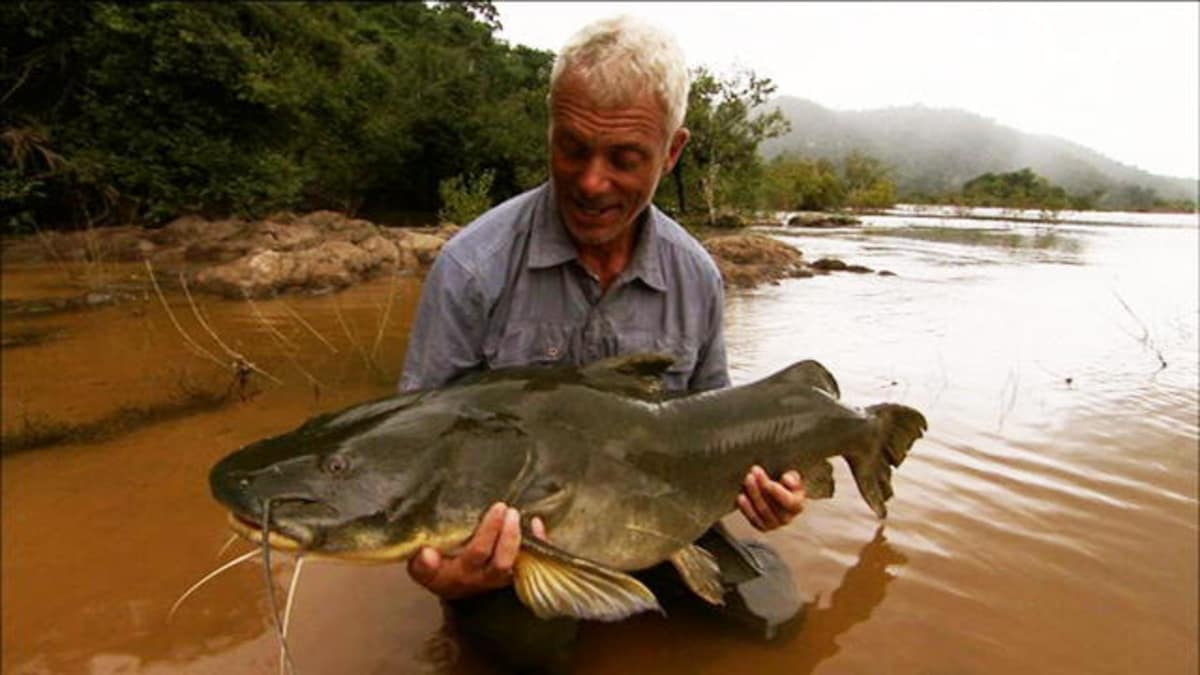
[0,211,890,303]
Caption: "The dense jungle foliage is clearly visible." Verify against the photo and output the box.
[1,2,788,231]
[8,2,1159,234]
[1,1,552,229]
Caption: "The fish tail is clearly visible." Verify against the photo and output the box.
[846,404,928,518]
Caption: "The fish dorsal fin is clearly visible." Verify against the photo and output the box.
[767,359,841,398]
[514,537,662,621]
[578,352,675,399]
[669,544,726,606]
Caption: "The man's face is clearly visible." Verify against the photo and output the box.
[549,76,689,248]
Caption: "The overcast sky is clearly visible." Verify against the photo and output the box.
[495,1,1199,180]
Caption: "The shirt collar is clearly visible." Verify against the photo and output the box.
[529,182,668,293]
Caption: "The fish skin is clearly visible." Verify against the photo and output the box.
[210,354,926,600]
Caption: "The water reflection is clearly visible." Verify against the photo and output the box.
[564,525,908,675]
[784,526,907,674]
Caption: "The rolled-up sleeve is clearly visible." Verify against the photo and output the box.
[398,251,488,391]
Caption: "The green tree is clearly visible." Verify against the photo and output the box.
[0,1,552,229]
[841,151,896,209]
[437,169,494,225]
[760,154,846,211]
[672,66,790,225]
[960,168,1070,211]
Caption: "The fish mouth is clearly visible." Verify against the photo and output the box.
[226,511,311,552]
[226,511,469,564]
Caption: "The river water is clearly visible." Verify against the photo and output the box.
[2,210,1197,674]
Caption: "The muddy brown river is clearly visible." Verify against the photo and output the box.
[3,210,1197,674]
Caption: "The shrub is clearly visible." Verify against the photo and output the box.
[437,170,495,225]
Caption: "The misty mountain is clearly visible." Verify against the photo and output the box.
[760,96,1198,203]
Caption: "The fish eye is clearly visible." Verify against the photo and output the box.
[324,454,350,475]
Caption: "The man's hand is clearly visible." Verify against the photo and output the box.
[407,502,547,600]
[737,466,806,531]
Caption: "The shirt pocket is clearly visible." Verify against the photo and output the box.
[488,323,575,369]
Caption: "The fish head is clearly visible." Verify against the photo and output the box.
[209,390,534,562]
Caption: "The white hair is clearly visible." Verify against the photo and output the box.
[550,15,690,133]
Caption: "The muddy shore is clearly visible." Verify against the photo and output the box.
[0,211,886,306]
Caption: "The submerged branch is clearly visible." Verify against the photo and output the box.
[1111,288,1168,371]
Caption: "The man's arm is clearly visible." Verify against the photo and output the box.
[400,251,536,600]
[399,250,488,392]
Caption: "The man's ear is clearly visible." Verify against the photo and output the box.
[663,127,690,174]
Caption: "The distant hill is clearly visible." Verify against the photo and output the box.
[760,96,1198,205]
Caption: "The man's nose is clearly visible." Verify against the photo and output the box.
[577,156,611,197]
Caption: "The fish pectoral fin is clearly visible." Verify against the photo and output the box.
[515,477,574,522]
[513,538,662,622]
[669,544,726,606]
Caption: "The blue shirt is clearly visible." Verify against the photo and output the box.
[399,182,729,393]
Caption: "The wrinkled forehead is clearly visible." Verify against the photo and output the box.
[548,79,675,156]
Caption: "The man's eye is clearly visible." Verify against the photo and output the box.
[612,151,645,171]
[557,137,588,159]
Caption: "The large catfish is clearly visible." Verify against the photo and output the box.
[210,354,926,621]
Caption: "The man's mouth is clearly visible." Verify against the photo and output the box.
[572,200,621,223]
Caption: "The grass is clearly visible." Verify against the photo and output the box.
[1,380,232,456]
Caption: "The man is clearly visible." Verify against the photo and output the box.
[399,15,805,671]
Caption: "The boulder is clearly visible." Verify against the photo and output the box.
[785,213,861,228]
[399,231,450,266]
[810,257,848,271]
[190,237,404,298]
[149,215,242,246]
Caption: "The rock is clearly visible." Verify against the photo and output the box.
[191,238,398,298]
[6,211,460,297]
[844,264,874,273]
[264,211,299,224]
[243,221,324,252]
[400,231,450,266]
[295,210,348,230]
[877,270,897,277]
[433,223,463,240]
[150,216,241,246]
[184,239,253,264]
[303,241,371,289]
[786,213,861,228]
[193,250,290,298]
[810,257,848,271]
[358,234,402,270]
